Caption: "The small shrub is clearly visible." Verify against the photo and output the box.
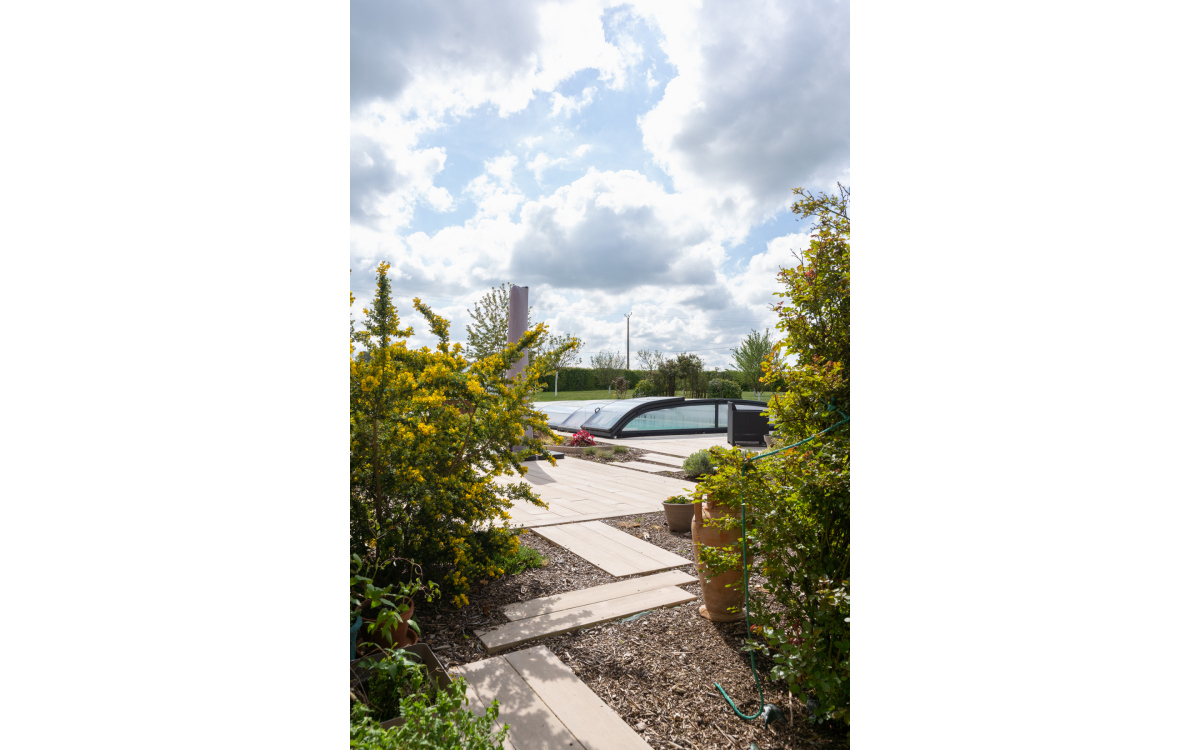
[612,376,630,398]
[613,445,629,455]
[496,544,546,575]
[708,378,742,399]
[632,378,659,397]
[568,429,596,447]
[583,446,597,456]
[599,449,614,459]
[664,494,693,504]
[682,450,715,478]
[351,668,508,749]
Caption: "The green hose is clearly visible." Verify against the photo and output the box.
[713,413,849,722]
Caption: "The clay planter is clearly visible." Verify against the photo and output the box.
[360,600,418,653]
[663,500,696,532]
[691,497,749,622]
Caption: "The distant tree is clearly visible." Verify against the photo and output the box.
[675,353,705,398]
[730,329,776,399]
[590,350,624,390]
[532,331,584,395]
[465,283,533,362]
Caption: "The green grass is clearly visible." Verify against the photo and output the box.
[531,389,775,402]
[497,545,546,576]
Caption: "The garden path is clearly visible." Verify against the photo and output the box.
[453,645,652,750]
[498,455,690,528]
[533,521,690,576]
[474,570,698,654]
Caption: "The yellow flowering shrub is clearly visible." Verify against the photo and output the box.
[351,263,573,607]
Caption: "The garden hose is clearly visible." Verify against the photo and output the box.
[713,413,849,725]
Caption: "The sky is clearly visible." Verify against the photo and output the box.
[350,0,848,369]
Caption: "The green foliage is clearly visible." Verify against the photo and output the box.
[730,329,778,399]
[663,494,693,504]
[632,378,659,397]
[612,445,629,454]
[495,542,546,575]
[350,669,509,749]
[582,446,597,456]
[590,350,625,389]
[682,450,715,478]
[351,553,439,647]
[696,185,850,725]
[351,263,578,608]
[675,353,705,398]
[707,378,742,399]
[535,367,643,392]
[464,283,532,362]
[598,449,614,459]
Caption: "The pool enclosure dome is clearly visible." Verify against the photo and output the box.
[535,396,769,439]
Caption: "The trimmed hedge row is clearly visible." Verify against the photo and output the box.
[537,368,645,392]
[537,367,782,395]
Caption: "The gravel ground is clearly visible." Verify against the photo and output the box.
[408,511,849,750]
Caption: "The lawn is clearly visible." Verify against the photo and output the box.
[531,389,775,402]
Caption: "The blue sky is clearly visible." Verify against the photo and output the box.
[350,0,848,368]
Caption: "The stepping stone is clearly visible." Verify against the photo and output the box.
[475,585,697,654]
[640,452,685,467]
[612,461,675,473]
[453,645,650,750]
[502,569,697,621]
[533,521,691,576]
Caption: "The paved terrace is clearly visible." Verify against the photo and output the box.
[495,433,763,528]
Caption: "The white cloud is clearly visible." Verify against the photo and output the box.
[632,0,849,233]
[550,86,597,117]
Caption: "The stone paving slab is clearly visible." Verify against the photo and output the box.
[533,521,690,576]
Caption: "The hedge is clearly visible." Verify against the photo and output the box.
[537,368,645,392]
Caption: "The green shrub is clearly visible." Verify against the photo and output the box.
[613,445,628,455]
[599,449,614,459]
[663,494,692,504]
[351,667,508,749]
[351,262,572,608]
[582,446,597,456]
[682,450,715,478]
[707,378,742,399]
[632,378,660,397]
[496,544,546,575]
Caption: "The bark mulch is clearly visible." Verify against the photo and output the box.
[411,511,849,750]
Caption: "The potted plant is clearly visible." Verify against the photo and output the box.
[662,494,696,532]
[352,554,440,658]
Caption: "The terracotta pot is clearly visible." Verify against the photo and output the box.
[663,501,696,532]
[361,600,417,650]
[691,496,748,622]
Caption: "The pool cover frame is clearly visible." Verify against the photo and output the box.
[541,397,770,439]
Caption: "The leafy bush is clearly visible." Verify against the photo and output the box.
[663,494,693,504]
[612,445,628,454]
[707,378,742,399]
[351,262,576,608]
[682,450,715,478]
[495,542,546,575]
[632,378,659,397]
[351,662,508,749]
[693,185,850,726]
[567,429,596,447]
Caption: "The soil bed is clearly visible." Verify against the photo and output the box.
[410,511,848,750]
